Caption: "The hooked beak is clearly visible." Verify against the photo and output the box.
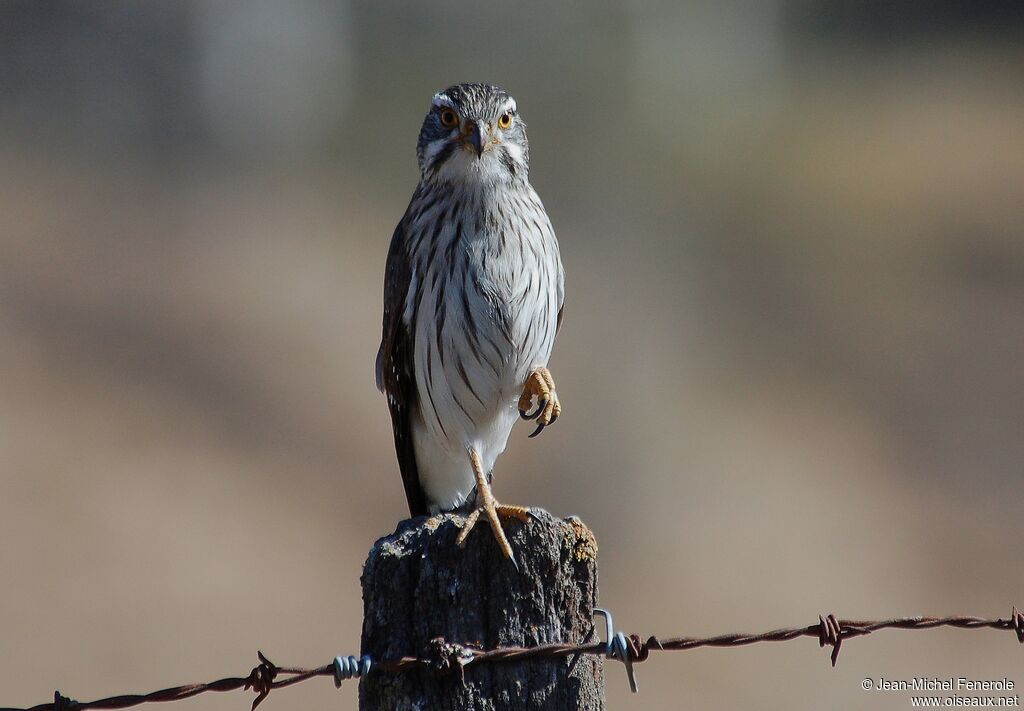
[465,121,488,158]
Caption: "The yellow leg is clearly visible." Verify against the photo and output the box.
[455,449,530,567]
[518,367,561,437]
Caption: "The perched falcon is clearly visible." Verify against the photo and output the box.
[375,83,564,566]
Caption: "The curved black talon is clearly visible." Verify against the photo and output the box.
[521,398,547,421]
[548,410,559,425]
[529,422,546,438]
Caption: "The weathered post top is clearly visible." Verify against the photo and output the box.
[359,509,603,710]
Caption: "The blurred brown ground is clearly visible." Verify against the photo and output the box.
[1,3,1023,710]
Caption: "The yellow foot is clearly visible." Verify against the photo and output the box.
[518,367,561,438]
[455,502,531,564]
[455,449,531,569]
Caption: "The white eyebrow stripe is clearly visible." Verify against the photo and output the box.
[431,94,456,109]
[500,97,517,114]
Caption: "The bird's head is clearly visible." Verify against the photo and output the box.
[416,83,529,185]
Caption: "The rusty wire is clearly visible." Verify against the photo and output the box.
[4,607,1021,711]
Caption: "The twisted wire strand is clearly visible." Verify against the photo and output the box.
[332,656,372,688]
[3,608,1021,711]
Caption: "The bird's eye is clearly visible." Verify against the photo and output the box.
[439,109,458,128]
[498,112,513,129]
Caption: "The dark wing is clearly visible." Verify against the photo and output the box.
[375,214,428,517]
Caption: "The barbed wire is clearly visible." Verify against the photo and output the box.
[4,607,1021,711]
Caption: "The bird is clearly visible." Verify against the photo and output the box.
[376,83,564,567]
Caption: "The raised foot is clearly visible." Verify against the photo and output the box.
[456,502,532,568]
[519,367,561,438]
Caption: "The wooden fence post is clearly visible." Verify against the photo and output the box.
[359,509,604,709]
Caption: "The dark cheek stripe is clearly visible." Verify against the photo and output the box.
[427,142,456,174]
[500,148,518,177]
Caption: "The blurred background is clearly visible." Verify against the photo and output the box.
[2,2,1022,709]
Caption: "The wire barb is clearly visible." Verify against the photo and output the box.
[244,651,278,711]
[424,638,476,682]
[817,613,843,667]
